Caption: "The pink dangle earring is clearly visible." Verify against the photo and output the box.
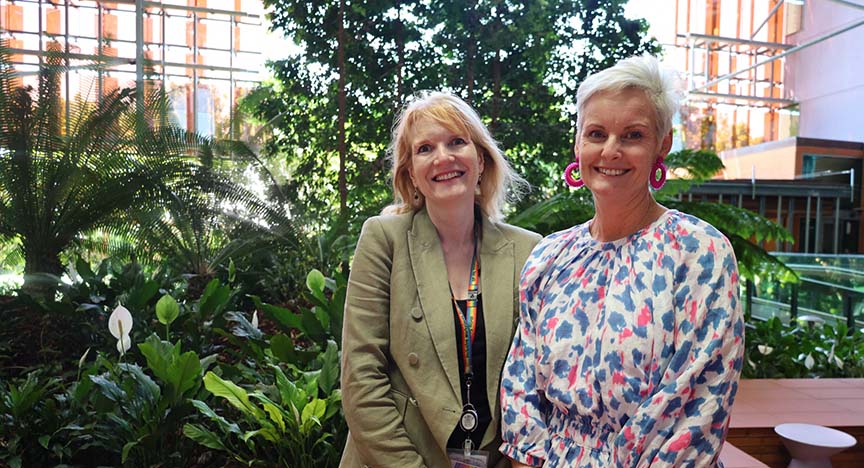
[564,159,584,189]
[650,157,667,190]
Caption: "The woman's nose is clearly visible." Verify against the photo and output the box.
[601,138,621,158]
[432,144,454,164]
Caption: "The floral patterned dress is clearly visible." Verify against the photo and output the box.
[500,209,744,468]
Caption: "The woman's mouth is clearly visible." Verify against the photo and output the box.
[596,167,628,176]
[433,171,465,181]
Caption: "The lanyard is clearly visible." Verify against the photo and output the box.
[452,242,480,376]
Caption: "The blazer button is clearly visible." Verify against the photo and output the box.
[410,307,423,321]
[408,352,419,366]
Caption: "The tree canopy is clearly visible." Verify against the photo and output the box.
[250,0,660,227]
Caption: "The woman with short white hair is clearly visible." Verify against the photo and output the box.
[500,55,744,467]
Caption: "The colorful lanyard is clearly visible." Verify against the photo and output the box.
[452,244,480,375]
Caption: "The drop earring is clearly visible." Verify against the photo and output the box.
[650,157,667,190]
[564,159,584,188]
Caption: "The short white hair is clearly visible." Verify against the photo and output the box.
[576,55,683,139]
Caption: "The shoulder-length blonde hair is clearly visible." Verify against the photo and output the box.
[382,91,526,220]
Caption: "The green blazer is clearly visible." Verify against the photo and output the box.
[339,208,540,468]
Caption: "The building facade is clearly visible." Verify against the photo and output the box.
[0,0,264,138]
[655,0,864,253]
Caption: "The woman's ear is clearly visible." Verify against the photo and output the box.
[660,130,673,157]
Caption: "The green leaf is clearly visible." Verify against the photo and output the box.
[306,269,326,301]
[183,423,228,451]
[138,334,174,382]
[190,399,241,434]
[270,364,305,413]
[121,440,138,463]
[167,351,202,400]
[228,258,236,283]
[76,258,96,283]
[199,279,231,317]
[202,371,264,420]
[314,306,330,332]
[251,393,287,433]
[89,375,126,403]
[250,295,302,330]
[155,294,180,325]
[301,307,327,341]
[270,333,317,366]
[118,363,161,404]
[300,398,326,433]
[126,279,159,310]
[38,435,50,449]
[318,340,339,394]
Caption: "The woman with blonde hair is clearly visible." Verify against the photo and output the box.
[340,91,540,467]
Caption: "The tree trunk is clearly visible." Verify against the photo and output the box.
[22,246,64,299]
[337,0,348,218]
[464,1,477,102]
[395,2,404,105]
[491,48,501,130]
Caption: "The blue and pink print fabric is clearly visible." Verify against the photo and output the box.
[500,209,744,467]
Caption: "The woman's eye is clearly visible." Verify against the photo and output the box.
[416,144,431,154]
[625,131,643,140]
[451,137,467,146]
[587,130,605,139]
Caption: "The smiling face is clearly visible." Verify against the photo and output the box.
[575,87,672,205]
[408,116,484,213]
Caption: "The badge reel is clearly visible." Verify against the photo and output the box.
[448,379,488,468]
[460,403,478,433]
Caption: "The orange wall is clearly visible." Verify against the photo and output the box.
[719,143,798,179]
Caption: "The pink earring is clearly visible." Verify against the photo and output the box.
[650,157,667,190]
[564,160,584,188]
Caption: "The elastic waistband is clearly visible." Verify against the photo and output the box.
[546,408,616,454]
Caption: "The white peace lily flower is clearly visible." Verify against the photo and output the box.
[252,311,259,330]
[757,345,774,355]
[116,334,132,354]
[109,305,134,356]
[804,353,815,370]
[109,304,133,339]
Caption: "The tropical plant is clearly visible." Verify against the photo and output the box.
[183,268,348,466]
[0,44,196,297]
[0,372,61,468]
[744,317,864,378]
[184,356,344,467]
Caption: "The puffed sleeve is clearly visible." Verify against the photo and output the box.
[340,217,426,467]
[500,240,555,467]
[614,233,745,467]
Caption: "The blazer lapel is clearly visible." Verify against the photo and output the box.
[479,217,515,434]
[408,209,462,402]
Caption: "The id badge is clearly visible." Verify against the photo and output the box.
[447,448,489,468]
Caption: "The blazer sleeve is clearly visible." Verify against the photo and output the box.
[340,217,426,468]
